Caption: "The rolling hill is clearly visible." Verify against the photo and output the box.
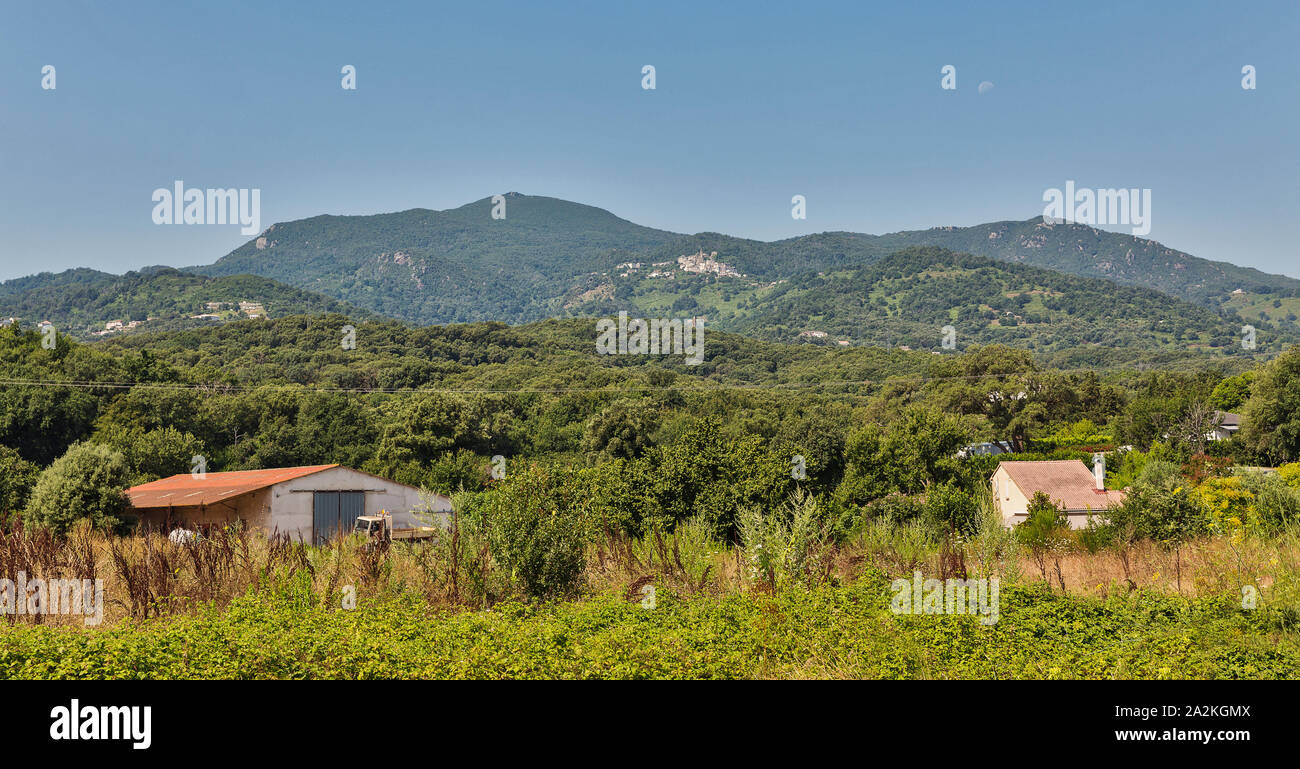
[565,246,1292,367]
[864,219,1300,311]
[0,267,372,339]
[727,247,1253,352]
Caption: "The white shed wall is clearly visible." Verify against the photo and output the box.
[268,467,452,541]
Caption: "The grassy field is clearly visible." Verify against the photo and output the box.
[2,519,1298,679]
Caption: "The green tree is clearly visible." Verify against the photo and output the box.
[921,480,981,534]
[580,457,652,536]
[371,391,490,468]
[836,408,971,506]
[0,445,41,521]
[637,417,792,541]
[1106,463,1208,545]
[1239,469,1300,529]
[1112,371,1215,450]
[483,463,590,600]
[93,425,205,483]
[1209,371,1253,412]
[1242,346,1300,463]
[774,408,849,494]
[0,386,99,465]
[930,345,1077,452]
[581,401,657,462]
[24,442,131,535]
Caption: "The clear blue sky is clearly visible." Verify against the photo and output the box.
[2,0,1297,281]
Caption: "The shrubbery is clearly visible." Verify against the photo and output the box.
[1105,469,1208,545]
[0,446,40,522]
[483,464,591,600]
[23,442,130,535]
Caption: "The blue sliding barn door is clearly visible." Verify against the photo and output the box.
[312,491,365,544]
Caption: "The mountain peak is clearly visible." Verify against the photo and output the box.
[178,194,1300,336]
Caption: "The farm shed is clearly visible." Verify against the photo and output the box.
[125,465,452,544]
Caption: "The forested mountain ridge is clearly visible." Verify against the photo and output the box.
[567,247,1297,364]
[864,218,1300,312]
[726,247,1281,352]
[0,267,372,339]
[185,194,1300,333]
[192,193,680,324]
[9,194,1299,356]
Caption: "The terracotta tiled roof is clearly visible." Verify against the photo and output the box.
[995,460,1124,511]
[126,465,340,509]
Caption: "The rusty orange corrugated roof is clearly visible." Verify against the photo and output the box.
[126,465,340,509]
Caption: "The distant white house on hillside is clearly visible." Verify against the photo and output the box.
[1209,411,1242,442]
[958,441,1010,458]
[991,459,1124,529]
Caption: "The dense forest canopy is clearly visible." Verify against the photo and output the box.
[581,247,1289,357]
[2,311,1298,541]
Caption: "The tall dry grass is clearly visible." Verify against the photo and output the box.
[3,513,1299,630]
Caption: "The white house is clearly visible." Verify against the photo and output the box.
[991,459,1125,529]
[126,465,452,544]
[1209,411,1242,442]
[957,441,1011,458]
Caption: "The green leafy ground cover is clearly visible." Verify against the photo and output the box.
[3,576,1295,680]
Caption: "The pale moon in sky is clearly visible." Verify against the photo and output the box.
[978,81,994,95]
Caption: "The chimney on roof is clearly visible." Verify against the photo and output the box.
[1092,453,1105,491]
